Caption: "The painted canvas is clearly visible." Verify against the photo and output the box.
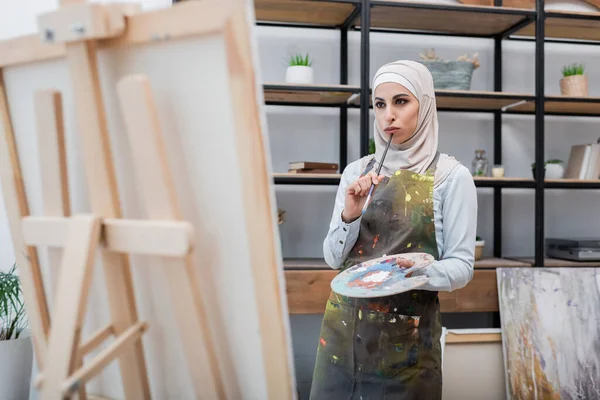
[497,267,600,400]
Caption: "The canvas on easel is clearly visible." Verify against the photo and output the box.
[0,0,295,398]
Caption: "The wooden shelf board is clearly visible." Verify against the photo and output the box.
[254,0,357,27]
[514,257,600,267]
[284,258,329,270]
[284,257,531,270]
[264,83,360,105]
[273,173,341,179]
[359,1,533,36]
[514,11,600,42]
[349,90,534,111]
[436,90,534,110]
[285,269,499,313]
[546,178,600,183]
[473,177,532,181]
[474,257,532,268]
[511,96,600,115]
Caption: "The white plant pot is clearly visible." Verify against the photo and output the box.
[285,66,314,84]
[545,163,564,179]
[0,334,33,400]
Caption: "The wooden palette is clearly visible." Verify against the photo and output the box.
[331,253,434,298]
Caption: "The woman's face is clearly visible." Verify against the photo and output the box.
[373,82,419,145]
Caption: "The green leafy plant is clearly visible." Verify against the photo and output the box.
[476,236,482,241]
[531,159,563,169]
[0,264,27,341]
[369,138,375,154]
[287,53,312,67]
[562,63,585,77]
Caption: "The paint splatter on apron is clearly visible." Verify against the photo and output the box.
[310,155,442,400]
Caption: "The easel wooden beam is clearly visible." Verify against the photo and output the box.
[0,1,229,68]
[23,2,152,396]
[22,216,193,257]
[35,89,70,303]
[0,69,50,368]
[223,6,295,396]
[40,214,102,399]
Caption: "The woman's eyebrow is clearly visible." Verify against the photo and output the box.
[374,93,409,102]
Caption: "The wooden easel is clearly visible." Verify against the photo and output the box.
[0,0,295,398]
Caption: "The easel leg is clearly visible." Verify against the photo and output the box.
[34,89,87,400]
[65,41,150,399]
[41,215,102,400]
[0,70,50,368]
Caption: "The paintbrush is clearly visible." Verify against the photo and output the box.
[361,132,394,215]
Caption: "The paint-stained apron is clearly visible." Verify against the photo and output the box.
[310,155,442,400]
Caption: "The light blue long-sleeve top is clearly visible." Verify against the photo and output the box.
[323,155,478,292]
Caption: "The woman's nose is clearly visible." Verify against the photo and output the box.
[385,109,395,123]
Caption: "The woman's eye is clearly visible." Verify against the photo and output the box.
[395,98,407,105]
[375,102,385,108]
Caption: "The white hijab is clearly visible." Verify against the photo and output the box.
[371,60,460,188]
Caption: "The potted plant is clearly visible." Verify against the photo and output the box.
[0,264,33,400]
[285,53,314,85]
[531,159,564,180]
[475,236,484,261]
[560,63,587,97]
[418,48,480,90]
[544,159,564,179]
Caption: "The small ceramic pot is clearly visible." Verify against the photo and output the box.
[545,163,564,179]
[492,165,505,178]
[560,75,588,97]
[475,240,485,261]
[285,66,314,84]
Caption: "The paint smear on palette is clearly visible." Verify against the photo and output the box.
[347,262,400,289]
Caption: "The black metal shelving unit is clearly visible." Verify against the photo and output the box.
[248,0,600,268]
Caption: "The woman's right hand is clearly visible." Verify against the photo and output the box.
[341,171,384,223]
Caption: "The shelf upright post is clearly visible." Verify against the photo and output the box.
[535,0,545,268]
[339,5,353,171]
[493,19,503,258]
[360,0,371,157]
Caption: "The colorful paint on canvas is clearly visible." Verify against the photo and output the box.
[497,268,600,400]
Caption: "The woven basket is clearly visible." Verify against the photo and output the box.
[420,60,475,90]
[560,74,588,97]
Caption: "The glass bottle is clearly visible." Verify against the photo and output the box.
[471,149,489,177]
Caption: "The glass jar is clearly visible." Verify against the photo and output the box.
[471,149,489,177]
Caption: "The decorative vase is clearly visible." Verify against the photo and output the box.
[0,332,33,400]
[475,239,485,261]
[420,60,475,90]
[285,66,314,84]
[471,149,489,177]
[545,162,564,179]
[560,75,588,97]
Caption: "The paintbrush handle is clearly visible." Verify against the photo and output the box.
[361,185,375,215]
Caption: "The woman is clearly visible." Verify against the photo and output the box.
[309,60,477,399]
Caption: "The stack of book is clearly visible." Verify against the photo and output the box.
[564,142,600,180]
[288,161,339,174]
